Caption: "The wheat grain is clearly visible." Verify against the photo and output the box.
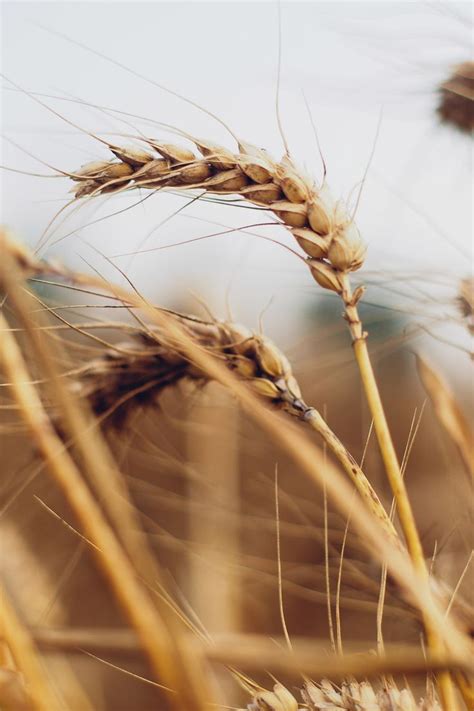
[68,135,366,284]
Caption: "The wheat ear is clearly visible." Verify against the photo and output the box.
[244,679,442,711]
[72,321,400,543]
[437,61,474,134]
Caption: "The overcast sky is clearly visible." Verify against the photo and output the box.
[1,2,472,370]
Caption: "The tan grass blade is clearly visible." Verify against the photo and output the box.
[416,354,473,480]
[0,585,63,711]
[25,627,471,681]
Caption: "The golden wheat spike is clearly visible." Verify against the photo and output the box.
[69,136,366,285]
[243,680,442,711]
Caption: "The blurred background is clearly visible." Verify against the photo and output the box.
[1,2,472,709]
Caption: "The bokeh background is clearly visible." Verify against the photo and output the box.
[1,2,472,709]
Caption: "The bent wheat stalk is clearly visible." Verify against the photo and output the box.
[0,585,62,711]
[416,354,473,480]
[72,321,400,543]
[65,134,461,708]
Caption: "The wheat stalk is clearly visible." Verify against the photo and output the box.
[65,134,464,708]
[72,319,402,543]
[0,584,61,711]
[416,354,473,480]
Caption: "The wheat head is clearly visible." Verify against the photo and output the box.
[70,318,307,426]
[243,680,441,711]
[69,135,366,295]
[437,61,474,134]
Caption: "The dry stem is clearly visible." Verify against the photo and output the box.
[0,584,62,711]
[416,354,473,480]
[304,409,398,543]
[339,274,460,711]
[27,627,470,679]
[73,323,399,542]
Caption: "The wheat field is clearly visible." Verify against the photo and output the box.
[0,3,473,710]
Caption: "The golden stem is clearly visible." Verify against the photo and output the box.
[304,408,400,545]
[22,627,472,682]
[351,339,425,564]
[339,274,460,711]
[453,673,474,708]
[0,584,63,711]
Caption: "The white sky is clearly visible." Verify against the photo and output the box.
[1,1,472,377]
